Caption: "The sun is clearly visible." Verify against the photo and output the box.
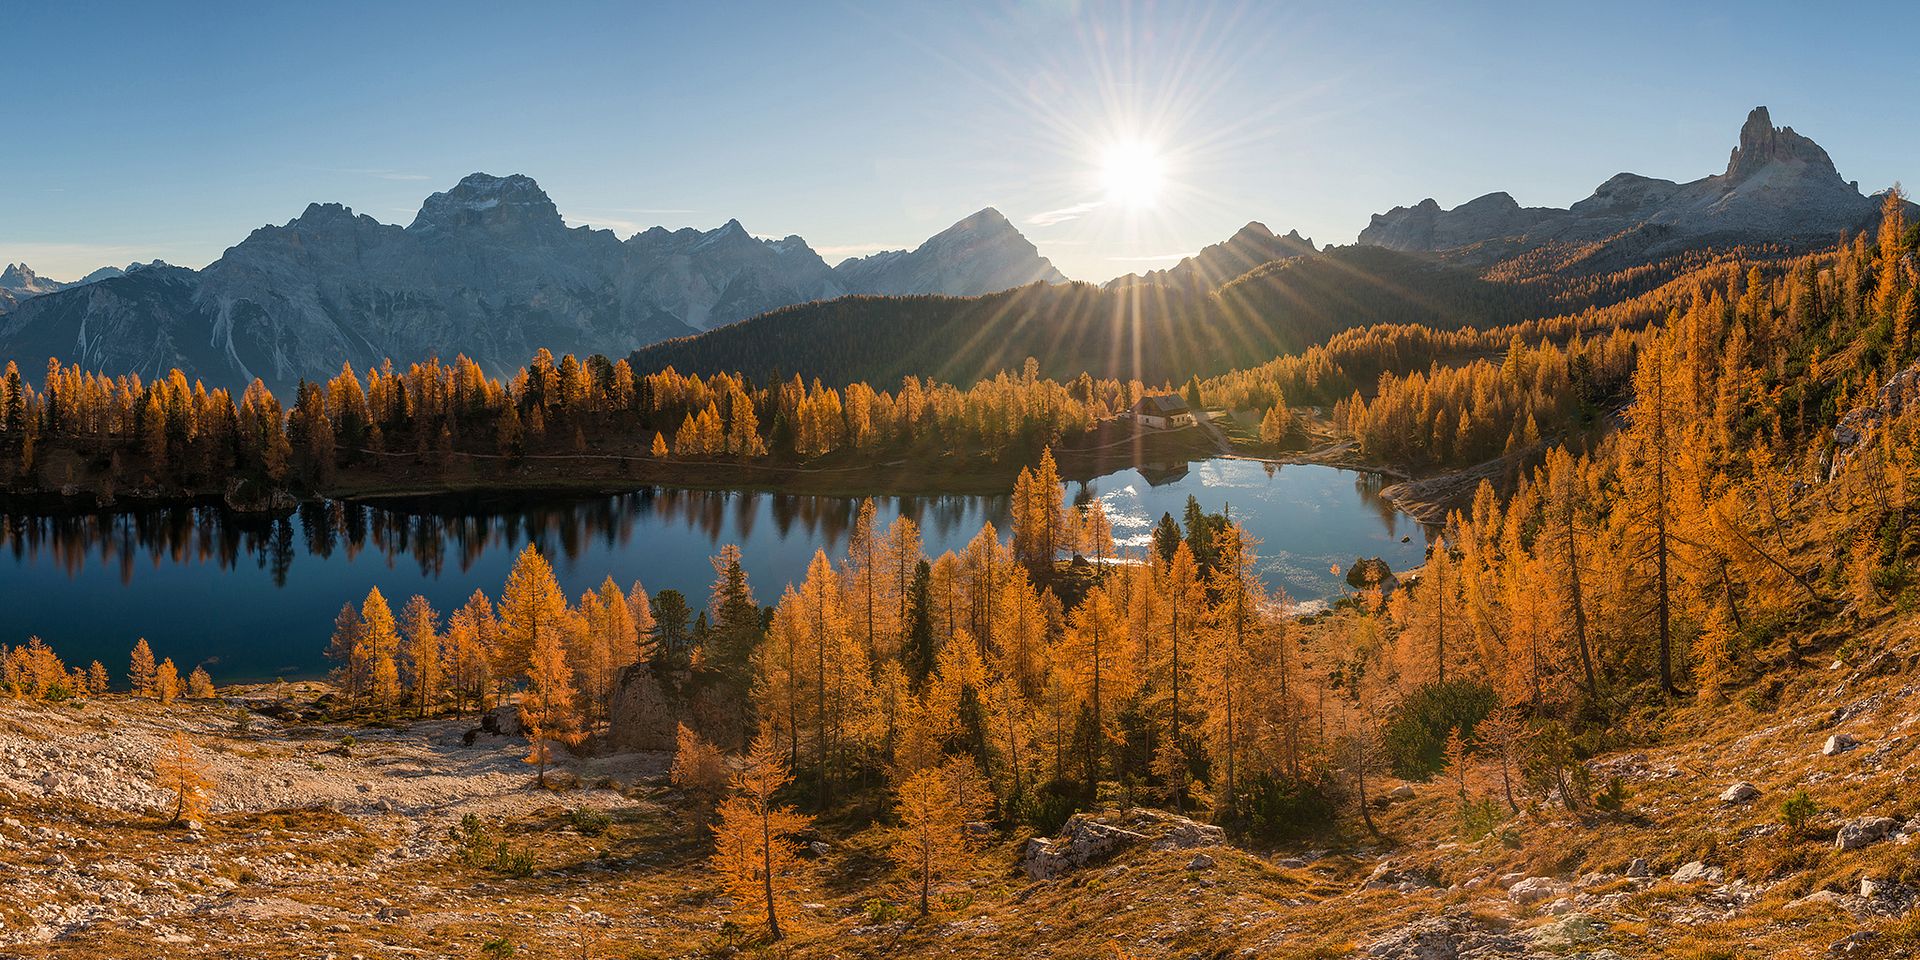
[1099,140,1165,210]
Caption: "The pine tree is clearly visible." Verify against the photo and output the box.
[86,660,109,695]
[153,732,211,825]
[1621,329,1684,696]
[129,638,157,697]
[711,734,814,942]
[708,545,761,679]
[187,666,215,699]
[904,559,937,688]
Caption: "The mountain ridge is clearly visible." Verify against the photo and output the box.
[1358,106,1882,264]
[0,177,1067,391]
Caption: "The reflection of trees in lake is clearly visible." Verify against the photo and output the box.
[1,487,1012,586]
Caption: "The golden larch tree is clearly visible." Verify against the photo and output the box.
[498,543,569,683]
[153,732,211,825]
[129,637,157,697]
[711,734,814,942]
[155,658,180,704]
[888,759,993,916]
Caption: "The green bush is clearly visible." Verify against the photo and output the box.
[1781,789,1817,833]
[1235,771,1339,841]
[1458,796,1508,838]
[1382,680,1497,780]
[566,808,611,836]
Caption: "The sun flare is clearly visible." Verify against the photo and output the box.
[1099,140,1165,210]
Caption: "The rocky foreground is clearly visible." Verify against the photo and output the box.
[6,621,1920,959]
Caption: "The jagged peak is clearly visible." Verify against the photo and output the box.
[1726,106,1838,181]
[409,172,562,234]
[0,263,35,285]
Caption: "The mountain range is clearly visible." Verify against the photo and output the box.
[1360,107,1883,266]
[0,176,1062,391]
[0,262,146,315]
[0,106,1895,392]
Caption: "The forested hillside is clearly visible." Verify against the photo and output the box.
[630,245,1551,386]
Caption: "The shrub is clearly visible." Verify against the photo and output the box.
[566,807,611,836]
[1781,789,1817,834]
[1382,680,1497,780]
[1593,775,1629,812]
[1236,771,1339,841]
[1458,796,1508,838]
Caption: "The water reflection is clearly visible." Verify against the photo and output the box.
[2,462,1430,682]
[1,487,1014,587]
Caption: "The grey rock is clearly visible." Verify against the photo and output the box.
[1830,931,1878,955]
[1508,876,1558,904]
[1836,816,1898,851]
[1824,733,1861,756]
[1625,857,1650,878]
[1185,853,1215,871]
[1361,913,1532,960]
[482,703,524,738]
[1671,861,1724,883]
[1720,781,1759,804]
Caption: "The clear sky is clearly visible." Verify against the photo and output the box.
[5,0,1914,283]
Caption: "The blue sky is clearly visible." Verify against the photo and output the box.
[4,1,1913,282]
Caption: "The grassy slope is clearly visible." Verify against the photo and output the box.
[10,593,1920,959]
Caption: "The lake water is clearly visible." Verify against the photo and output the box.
[0,460,1430,683]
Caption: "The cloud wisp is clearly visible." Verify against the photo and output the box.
[1025,200,1105,227]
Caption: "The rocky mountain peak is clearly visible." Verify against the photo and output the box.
[1726,106,1838,181]
[832,207,1064,296]
[0,263,36,288]
[409,173,564,236]
[1361,106,1872,261]
[1233,221,1275,241]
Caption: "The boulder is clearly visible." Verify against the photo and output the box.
[1361,914,1532,960]
[1625,858,1651,879]
[1824,734,1860,756]
[1836,816,1898,851]
[1508,876,1558,904]
[482,703,523,738]
[1672,861,1723,883]
[1021,815,1150,880]
[1720,782,1760,804]
[1387,784,1416,802]
[1830,931,1878,955]
[1186,853,1215,871]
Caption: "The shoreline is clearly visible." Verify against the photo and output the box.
[1,416,1495,527]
